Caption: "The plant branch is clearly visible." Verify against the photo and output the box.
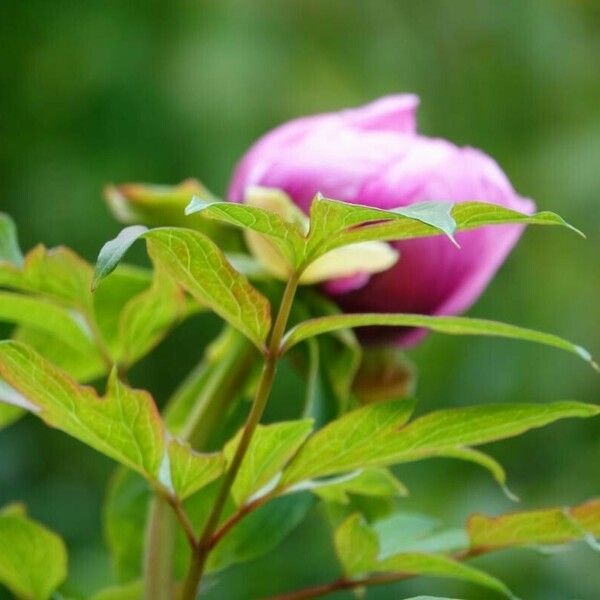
[265,547,494,600]
[208,493,272,550]
[164,494,198,551]
[143,496,176,599]
[181,273,301,599]
[144,328,255,598]
[266,571,429,600]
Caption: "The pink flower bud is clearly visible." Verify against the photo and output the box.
[228,95,535,346]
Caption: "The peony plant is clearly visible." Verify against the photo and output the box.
[0,96,598,600]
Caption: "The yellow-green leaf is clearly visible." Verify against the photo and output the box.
[378,553,514,599]
[93,227,272,349]
[224,420,314,505]
[167,440,226,500]
[282,399,416,487]
[468,498,600,551]
[115,269,186,366]
[281,313,597,370]
[0,505,67,600]
[334,513,379,575]
[282,400,598,488]
[0,341,165,480]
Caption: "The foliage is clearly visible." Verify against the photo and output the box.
[0,191,597,600]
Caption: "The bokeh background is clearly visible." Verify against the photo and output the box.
[1,1,599,598]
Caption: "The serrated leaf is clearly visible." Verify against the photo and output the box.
[12,325,106,382]
[0,341,164,480]
[0,245,93,311]
[378,553,514,599]
[0,505,67,600]
[167,440,225,500]
[94,227,271,348]
[311,468,408,504]
[305,197,458,262]
[281,313,597,370]
[334,513,379,575]
[281,399,416,487]
[186,192,305,268]
[386,402,599,461]
[467,498,600,551]
[333,514,511,597]
[0,212,23,266]
[115,269,186,366]
[304,196,581,263]
[224,420,314,505]
[282,400,598,488]
[0,291,97,356]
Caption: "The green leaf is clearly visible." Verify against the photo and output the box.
[224,420,314,505]
[467,498,600,551]
[311,468,408,505]
[372,512,440,559]
[0,291,97,356]
[304,195,581,263]
[12,325,106,382]
[295,292,362,428]
[378,553,515,599]
[167,440,225,500]
[305,197,458,262]
[207,493,314,574]
[0,505,67,600]
[281,313,598,370]
[0,402,23,430]
[0,212,23,266]
[385,401,599,462]
[104,469,150,582]
[115,269,186,366]
[0,245,93,311]
[0,341,164,480]
[334,513,379,575]
[93,227,272,349]
[281,399,416,487]
[282,400,598,488]
[92,226,149,291]
[186,195,305,267]
[333,514,511,597]
[437,447,518,502]
[106,179,209,225]
[90,581,143,600]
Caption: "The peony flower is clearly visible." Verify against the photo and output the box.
[228,95,535,346]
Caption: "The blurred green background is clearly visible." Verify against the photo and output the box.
[1,1,599,598]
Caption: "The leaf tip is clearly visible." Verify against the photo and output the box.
[575,345,599,372]
[185,195,214,216]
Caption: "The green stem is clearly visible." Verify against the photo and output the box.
[181,273,300,599]
[143,327,256,599]
[143,497,176,599]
